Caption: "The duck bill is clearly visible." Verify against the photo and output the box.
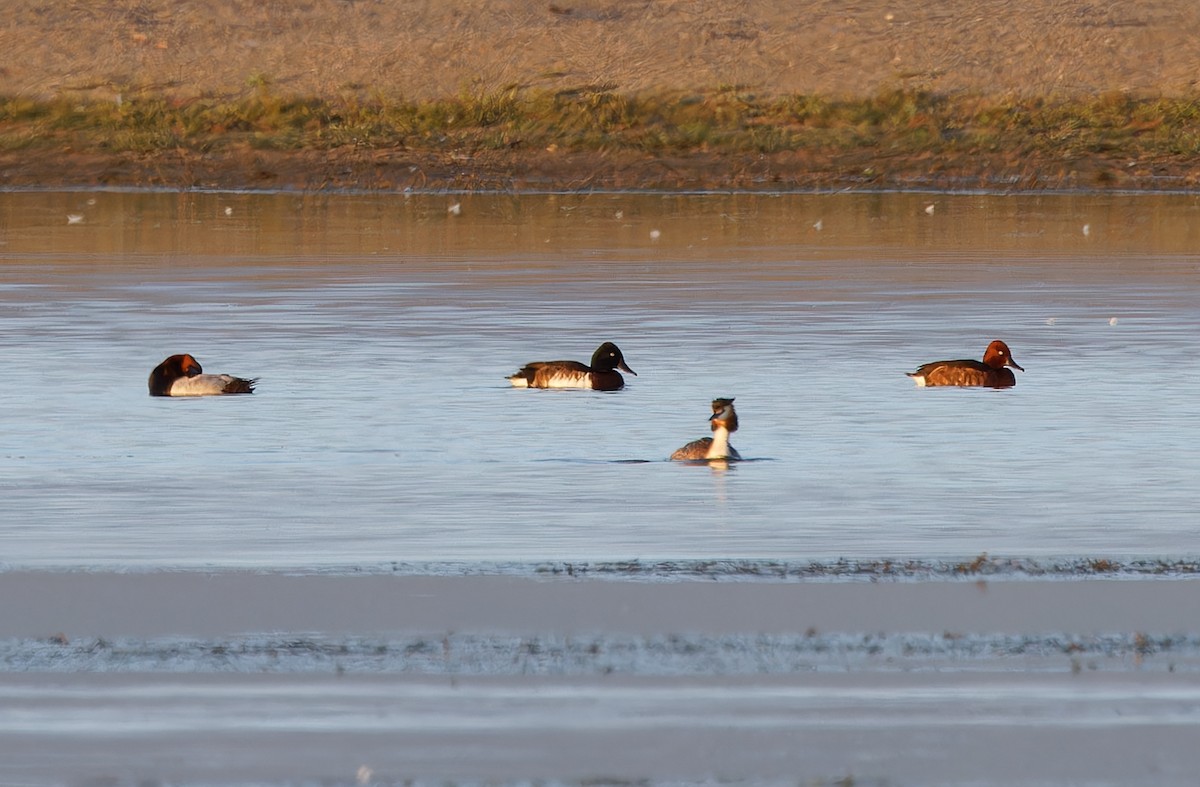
[619,361,637,376]
[1008,359,1025,372]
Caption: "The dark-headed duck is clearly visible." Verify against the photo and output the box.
[507,342,636,391]
[671,397,742,461]
[149,354,257,397]
[907,340,1024,388]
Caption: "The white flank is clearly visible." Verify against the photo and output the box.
[507,376,530,388]
[168,374,243,396]
[909,374,927,387]
[541,372,591,389]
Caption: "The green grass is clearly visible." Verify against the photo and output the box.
[3,87,1200,161]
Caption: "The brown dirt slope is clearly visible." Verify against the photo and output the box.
[3,1,1200,191]
[6,0,1200,101]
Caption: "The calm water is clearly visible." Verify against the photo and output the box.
[2,190,1199,570]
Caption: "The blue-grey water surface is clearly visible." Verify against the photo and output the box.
[2,191,1199,570]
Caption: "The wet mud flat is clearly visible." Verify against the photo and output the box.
[3,571,1200,785]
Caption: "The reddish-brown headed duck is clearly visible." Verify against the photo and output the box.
[907,340,1024,388]
[148,354,257,397]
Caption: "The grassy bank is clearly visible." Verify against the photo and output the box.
[4,88,1199,191]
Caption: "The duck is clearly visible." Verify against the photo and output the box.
[671,398,742,461]
[507,342,636,391]
[148,354,257,397]
[907,340,1024,388]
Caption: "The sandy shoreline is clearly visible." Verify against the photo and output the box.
[8,1,1200,101]
[5,1,1200,192]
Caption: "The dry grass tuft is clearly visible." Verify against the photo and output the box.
[6,87,1200,161]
